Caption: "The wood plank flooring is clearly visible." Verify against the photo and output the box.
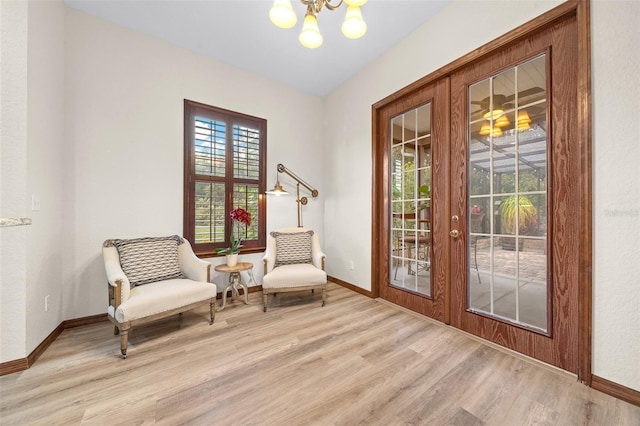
[1,283,639,425]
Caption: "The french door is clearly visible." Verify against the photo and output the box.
[449,16,579,372]
[373,13,580,372]
[376,79,449,322]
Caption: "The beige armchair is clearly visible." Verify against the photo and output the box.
[262,228,327,312]
[102,235,217,358]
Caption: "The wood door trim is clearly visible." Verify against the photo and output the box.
[576,0,593,386]
[371,0,591,381]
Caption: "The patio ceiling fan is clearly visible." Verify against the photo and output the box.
[471,87,546,115]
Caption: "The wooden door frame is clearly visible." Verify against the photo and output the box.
[371,0,591,383]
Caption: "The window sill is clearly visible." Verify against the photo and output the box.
[195,246,266,259]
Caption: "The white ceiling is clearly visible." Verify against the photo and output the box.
[63,0,451,97]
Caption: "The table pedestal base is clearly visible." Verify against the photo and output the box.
[218,271,249,312]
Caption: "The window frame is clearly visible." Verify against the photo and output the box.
[183,99,267,257]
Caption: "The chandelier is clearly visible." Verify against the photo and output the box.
[269,0,368,49]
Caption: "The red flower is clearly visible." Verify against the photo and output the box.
[230,208,251,227]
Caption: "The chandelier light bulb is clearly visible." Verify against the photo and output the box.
[341,5,367,39]
[269,0,297,29]
[345,0,368,6]
[299,12,323,48]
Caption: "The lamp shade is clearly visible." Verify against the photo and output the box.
[517,109,531,124]
[479,122,503,137]
[299,12,323,48]
[483,108,504,120]
[341,6,367,39]
[494,114,510,128]
[517,122,531,131]
[269,0,297,29]
[266,179,288,195]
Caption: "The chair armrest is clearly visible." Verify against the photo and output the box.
[263,252,276,275]
[263,235,277,275]
[103,246,130,305]
[179,239,211,282]
[313,251,326,271]
[311,232,326,270]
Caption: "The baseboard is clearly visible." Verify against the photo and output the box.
[26,322,65,368]
[0,358,29,376]
[592,375,640,407]
[64,313,108,329]
[0,314,109,377]
[328,275,373,298]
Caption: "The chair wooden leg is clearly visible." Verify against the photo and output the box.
[321,285,326,307]
[119,329,129,359]
[209,300,216,325]
[263,291,268,312]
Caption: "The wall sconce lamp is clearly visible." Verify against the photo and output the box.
[266,163,319,227]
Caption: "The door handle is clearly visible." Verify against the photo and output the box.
[450,229,460,238]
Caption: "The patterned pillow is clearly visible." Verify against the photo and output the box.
[112,235,185,287]
[271,231,314,268]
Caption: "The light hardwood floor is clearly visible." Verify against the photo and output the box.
[1,283,638,425]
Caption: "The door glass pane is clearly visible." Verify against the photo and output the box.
[468,54,548,332]
[389,103,432,297]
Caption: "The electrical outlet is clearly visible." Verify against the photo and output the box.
[31,195,41,211]
[349,260,355,270]
[44,295,50,312]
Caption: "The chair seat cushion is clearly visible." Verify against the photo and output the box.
[263,263,327,289]
[108,279,217,323]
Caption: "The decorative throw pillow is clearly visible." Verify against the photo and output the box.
[112,235,185,287]
[271,230,314,268]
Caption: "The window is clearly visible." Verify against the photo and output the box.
[184,100,266,256]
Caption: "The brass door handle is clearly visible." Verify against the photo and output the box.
[450,229,460,238]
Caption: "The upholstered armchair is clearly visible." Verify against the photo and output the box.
[262,228,327,312]
[102,235,217,358]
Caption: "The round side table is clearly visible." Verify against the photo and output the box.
[214,261,253,311]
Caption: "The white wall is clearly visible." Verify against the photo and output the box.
[591,0,640,392]
[26,0,67,357]
[63,9,325,318]
[1,0,67,363]
[0,0,29,362]
[324,0,640,392]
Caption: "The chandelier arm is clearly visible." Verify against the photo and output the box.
[324,0,344,11]
[299,0,344,13]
